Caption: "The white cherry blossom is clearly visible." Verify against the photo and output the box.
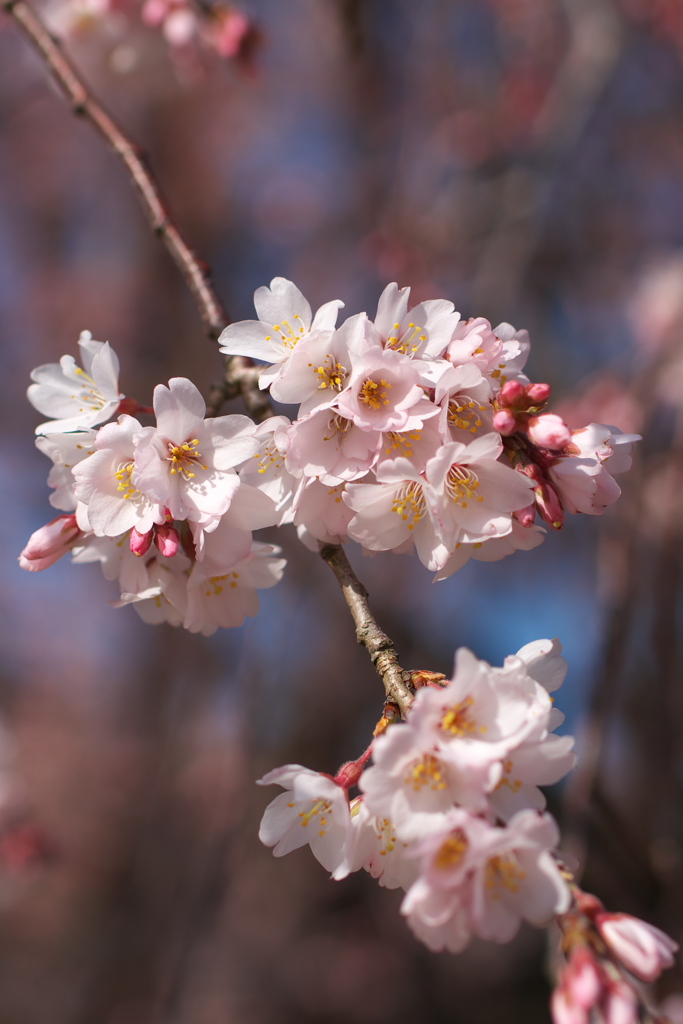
[28,330,124,435]
[72,414,164,537]
[35,430,96,510]
[257,764,352,878]
[132,377,259,525]
[218,277,344,391]
[184,541,286,635]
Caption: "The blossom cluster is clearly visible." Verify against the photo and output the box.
[42,0,256,66]
[20,332,285,635]
[258,639,578,952]
[219,278,639,578]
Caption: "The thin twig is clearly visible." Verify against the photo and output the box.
[2,0,272,420]
[318,542,414,717]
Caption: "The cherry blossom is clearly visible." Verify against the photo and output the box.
[257,765,352,878]
[28,330,124,435]
[132,377,259,526]
[218,277,344,391]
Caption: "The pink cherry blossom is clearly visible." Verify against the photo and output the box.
[425,434,535,548]
[132,377,259,525]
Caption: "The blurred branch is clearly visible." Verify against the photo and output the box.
[318,542,414,717]
[2,0,273,421]
[471,0,624,317]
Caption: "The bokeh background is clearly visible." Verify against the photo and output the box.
[1,0,683,1020]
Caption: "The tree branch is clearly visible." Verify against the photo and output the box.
[318,542,415,718]
[5,0,408,710]
[2,0,274,421]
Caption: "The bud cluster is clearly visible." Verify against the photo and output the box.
[553,889,678,1024]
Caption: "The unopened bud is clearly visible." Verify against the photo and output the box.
[130,527,153,557]
[155,524,180,558]
[528,414,572,451]
[596,912,678,983]
[525,382,551,404]
[534,481,565,529]
[19,515,80,571]
[493,409,518,435]
[498,380,526,406]
[513,504,536,528]
[334,743,373,790]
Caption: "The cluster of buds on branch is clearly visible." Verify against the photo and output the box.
[553,887,678,1024]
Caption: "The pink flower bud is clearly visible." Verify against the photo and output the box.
[19,515,80,572]
[154,524,180,558]
[526,382,551,404]
[551,986,588,1024]
[528,414,572,450]
[213,10,251,58]
[596,912,678,982]
[130,527,153,558]
[334,744,373,790]
[493,409,518,435]
[534,481,565,529]
[498,380,526,406]
[565,947,603,1010]
[603,982,638,1024]
[513,504,536,528]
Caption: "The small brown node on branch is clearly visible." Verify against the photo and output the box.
[409,670,447,690]
[374,703,400,737]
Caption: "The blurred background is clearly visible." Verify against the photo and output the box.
[1,0,683,1020]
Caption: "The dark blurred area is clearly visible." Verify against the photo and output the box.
[2,0,683,1020]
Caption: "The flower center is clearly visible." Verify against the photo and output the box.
[434,829,469,871]
[168,438,208,480]
[311,354,347,390]
[384,430,422,459]
[115,460,137,499]
[445,465,484,508]
[270,316,306,351]
[405,754,447,792]
[255,441,283,476]
[323,414,352,443]
[359,377,392,409]
[391,482,426,530]
[72,366,106,412]
[441,696,479,737]
[485,853,526,895]
[447,396,486,435]
[495,759,523,794]
[378,818,398,855]
[386,321,426,356]
[204,572,239,597]
[297,799,333,837]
